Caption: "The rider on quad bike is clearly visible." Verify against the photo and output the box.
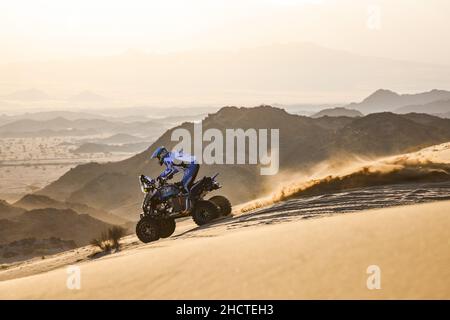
[135,146,232,243]
[151,146,199,196]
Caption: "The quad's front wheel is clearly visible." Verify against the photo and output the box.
[209,195,232,216]
[192,200,219,226]
[159,219,176,238]
[136,217,160,243]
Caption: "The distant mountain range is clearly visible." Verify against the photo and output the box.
[347,89,450,115]
[0,111,110,124]
[396,99,450,115]
[5,87,448,126]
[312,107,362,118]
[0,109,210,128]
[37,105,450,219]
[2,43,450,106]
[0,117,171,139]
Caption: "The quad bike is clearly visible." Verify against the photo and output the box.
[135,173,232,243]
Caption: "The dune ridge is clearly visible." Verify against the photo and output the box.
[238,142,450,213]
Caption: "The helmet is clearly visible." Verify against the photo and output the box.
[151,146,169,165]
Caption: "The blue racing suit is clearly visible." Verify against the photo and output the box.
[158,151,199,194]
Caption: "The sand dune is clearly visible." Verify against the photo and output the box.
[0,201,449,299]
[237,142,450,213]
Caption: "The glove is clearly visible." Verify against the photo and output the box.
[157,176,166,184]
[174,181,183,189]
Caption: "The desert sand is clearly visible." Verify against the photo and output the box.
[0,200,449,299]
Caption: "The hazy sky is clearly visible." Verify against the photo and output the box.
[1,0,449,65]
[1,0,450,109]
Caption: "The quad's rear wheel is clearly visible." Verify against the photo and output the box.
[136,217,160,243]
[159,219,176,238]
[192,200,219,226]
[209,195,232,216]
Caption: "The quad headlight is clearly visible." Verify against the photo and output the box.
[139,175,155,193]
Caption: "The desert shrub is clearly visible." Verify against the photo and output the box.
[90,226,126,252]
[108,226,126,250]
[90,233,110,252]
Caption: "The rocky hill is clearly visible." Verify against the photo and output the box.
[14,194,127,225]
[0,208,113,246]
[0,200,26,219]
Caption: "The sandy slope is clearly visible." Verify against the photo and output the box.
[0,201,449,299]
[235,141,450,213]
